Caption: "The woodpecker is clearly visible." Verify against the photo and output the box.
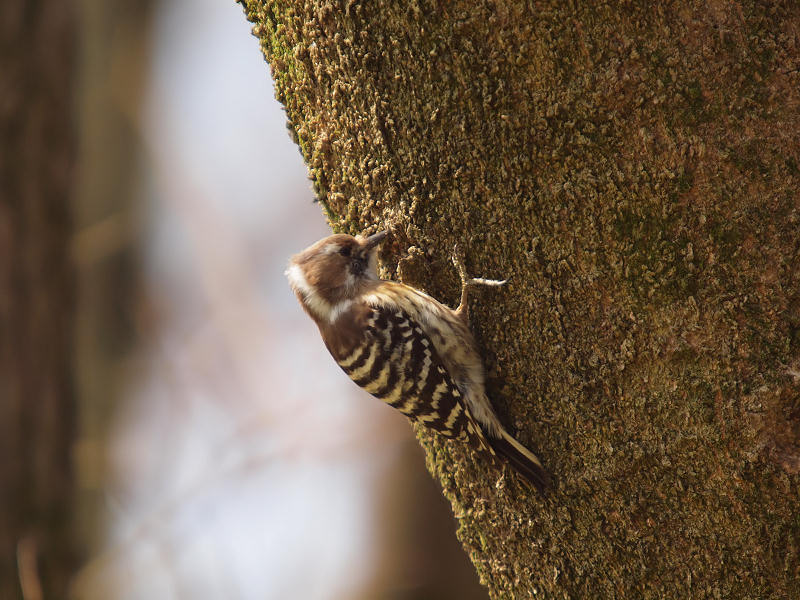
[286,230,550,493]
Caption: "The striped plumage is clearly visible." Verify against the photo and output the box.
[333,296,489,451]
[286,231,550,493]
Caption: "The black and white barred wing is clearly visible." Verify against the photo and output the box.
[335,304,490,451]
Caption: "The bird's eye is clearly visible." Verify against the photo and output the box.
[338,246,352,257]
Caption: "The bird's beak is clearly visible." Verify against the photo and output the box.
[363,230,387,251]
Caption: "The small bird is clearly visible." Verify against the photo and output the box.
[286,230,550,493]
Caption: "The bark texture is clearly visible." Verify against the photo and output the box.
[241,1,800,597]
[0,1,79,597]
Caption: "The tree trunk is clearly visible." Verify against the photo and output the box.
[241,1,800,597]
[0,1,79,597]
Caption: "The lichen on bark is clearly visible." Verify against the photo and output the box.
[241,1,800,597]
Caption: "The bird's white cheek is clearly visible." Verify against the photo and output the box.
[286,263,310,295]
[329,299,353,323]
[286,263,333,320]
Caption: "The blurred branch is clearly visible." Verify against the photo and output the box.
[17,537,44,600]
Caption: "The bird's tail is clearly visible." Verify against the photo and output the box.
[488,428,551,494]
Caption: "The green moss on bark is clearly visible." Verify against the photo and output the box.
[241,1,800,597]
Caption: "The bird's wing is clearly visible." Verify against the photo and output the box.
[323,299,550,493]
[330,301,492,452]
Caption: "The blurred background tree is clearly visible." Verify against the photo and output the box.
[1,1,80,597]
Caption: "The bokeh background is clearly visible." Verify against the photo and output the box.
[70,1,486,598]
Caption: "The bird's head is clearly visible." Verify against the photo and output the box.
[286,230,387,321]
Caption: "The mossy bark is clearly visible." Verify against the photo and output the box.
[241,1,800,597]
